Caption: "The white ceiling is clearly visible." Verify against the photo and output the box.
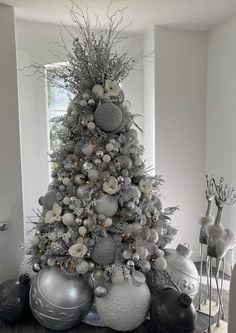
[1,0,236,32]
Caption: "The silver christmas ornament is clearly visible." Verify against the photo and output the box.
[30,266,93,330]
[95,194,118,217]
[32,263,42,273]
[94,285,108,298]
[91,237,118,265]
[96,280,151,331]
[94,102,125,132]
[164,244,199,298]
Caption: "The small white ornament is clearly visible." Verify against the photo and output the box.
[96,194,118,217]
[122,250,132,260]
[79,99,87,107]
[132,270,146,286]
[62,177,70,186]
[77,184,90,199]
[82,143,95,156]
[83,219,92,228]
[94,158,101,165]
[102,154,111,163]
[76,260,89,275]
[82,92,90,100]
[31,235,40,246]
[92,84,104,98]
[63,196,71,205]
[104,218,113,227]
[106,143,114,152]
[87,121,96,130]
[96,150,104,158]
[62,212,75,226]
[153,257,167,271]
[79,226,87,236]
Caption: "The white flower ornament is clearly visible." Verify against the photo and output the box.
[44,203,62,224]
[68,242,88,258]
[105,79,121,97]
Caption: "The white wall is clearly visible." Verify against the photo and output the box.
[15,20,144,241]
[154,27,207,260]
[207,16,236,273]
[0,5,24,279]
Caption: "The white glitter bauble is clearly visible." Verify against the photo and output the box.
[153,257,167,271]
[82,143,95,156]
[92,84,104,98]
[62,212,75,226]
[94,103,124,132]
[91,237,117,265]
[95,195,118,217]
[102,154,111,163]
[96,280,151,331]
[76,260,89,275]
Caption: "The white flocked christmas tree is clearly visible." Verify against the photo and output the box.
[28,4,178,331]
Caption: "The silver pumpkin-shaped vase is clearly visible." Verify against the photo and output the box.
[30,266,93,330]
[164,244,199,298]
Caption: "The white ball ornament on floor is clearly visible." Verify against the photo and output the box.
[30,266,93,330]
[91,237,118,265]
[95,280,151,331]
[95,195,118,217]
[62,212,75,226]
[94,102,125,132]
[164,244,199,298]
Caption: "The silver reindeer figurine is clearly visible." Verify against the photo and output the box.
[198,175,215,311]
[207,177,236,332]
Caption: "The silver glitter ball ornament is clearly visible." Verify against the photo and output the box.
[91,237,117,265]
[94,285,108,298]
[30,266,93,330]
[94,102,125,132]
[96,280,151,331]
[164,244,199,298]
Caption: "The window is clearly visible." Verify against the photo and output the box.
[45,62,73,174]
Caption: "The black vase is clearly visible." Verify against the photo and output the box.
[150,287,197,333]
[0,274,31,323]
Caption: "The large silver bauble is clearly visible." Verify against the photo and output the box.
[164,244,199,298]
[30,266,93,330]
[94,102,125,132]
[95,194,118,217]
[96,280,151,331]
[91,237,118,265]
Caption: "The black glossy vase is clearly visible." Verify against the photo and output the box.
[150,287,197,333]
[0,274,31,323]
